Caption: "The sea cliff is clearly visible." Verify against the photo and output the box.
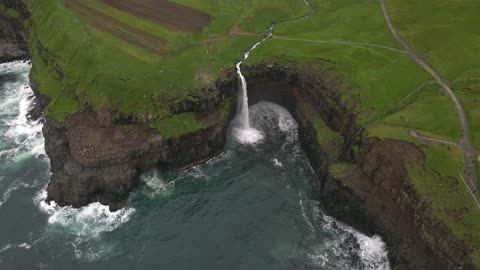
[0,1,477,268]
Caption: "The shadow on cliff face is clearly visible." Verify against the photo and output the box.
[34,59,474,269]
[248,79,297,115]
[238,63,473,270]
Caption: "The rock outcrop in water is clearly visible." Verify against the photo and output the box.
[0,0,29,63]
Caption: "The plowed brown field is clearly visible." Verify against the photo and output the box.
[100,0,211,32]
[65,0,168,55]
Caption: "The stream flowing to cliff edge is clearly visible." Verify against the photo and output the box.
[0,61,390,269]
[233,26,273,145]
[234,0,314,145]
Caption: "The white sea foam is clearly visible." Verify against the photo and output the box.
[35,189,135,237]
[317,215,391,270]
[296,198,390,269]
[249,102,299,153]
[0,242,31,255]
[140,168,175,196]
[0,181,39,207]
[272,158,283,167]
[0,61,45,208]
[356,234,390,270]
[299,198,315,232]
[0,61,45,161]
[34,188,134,261]
[0,61,31,74]
[233,127,265,145]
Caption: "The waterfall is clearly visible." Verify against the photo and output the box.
[233,27,274,144]
[236,62,250,129]
[233,0,314,145]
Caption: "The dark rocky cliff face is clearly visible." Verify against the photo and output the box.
[243,63,475,270]
[7,7,473,265]
[43,112,230,211]
[0,0,29,63]
[321,138,474,270]
[32,76,235,211]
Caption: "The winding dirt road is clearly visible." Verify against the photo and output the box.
[380,0,480,204]
[410,130,459,147]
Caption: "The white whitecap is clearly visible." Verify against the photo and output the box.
[272,158,283,167]
[0,61,45,208]
[0,61,45,162]
[0,61,31,74]
[34,188,134,261]
[0,242,32,256]
[140,168,175,196]
[320,215,391,270]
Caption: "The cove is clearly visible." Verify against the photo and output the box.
[0,62,390,269]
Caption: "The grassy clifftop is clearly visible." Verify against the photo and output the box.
[26,0,308,121]
[246,0,480,265]
[23,0,480,265]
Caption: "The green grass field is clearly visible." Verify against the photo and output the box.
[24,0,480,264]
[387,0,480,81]
[27,0,308,121]
[408,144,480,266]
[246,0,432,125]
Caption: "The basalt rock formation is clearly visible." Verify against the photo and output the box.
[243,63,475,270]
[30,57,475,268]
[0,3,475,267]
[321,137,473,270]
[0,0,29,63]
[31,74,236,211]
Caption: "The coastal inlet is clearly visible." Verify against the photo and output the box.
[0,61,390,269]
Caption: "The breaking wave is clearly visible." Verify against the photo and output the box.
[0,61,45,209]
[300,199,390,270]
[318,215,390,270]
[0,61,44,162]
[140,168,176,197]
[34,188,135,261]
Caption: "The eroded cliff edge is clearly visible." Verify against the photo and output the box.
[0,3,476,268]
[20,55,480,269]
[31,74,236,211]
[244,63,476,270]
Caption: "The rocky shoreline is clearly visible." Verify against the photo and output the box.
[0,3,476,269]
[30,76,236,210]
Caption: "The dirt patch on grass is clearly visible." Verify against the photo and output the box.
[207,22,260,43]
[100,0,211,32]
[65,0,168,55]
